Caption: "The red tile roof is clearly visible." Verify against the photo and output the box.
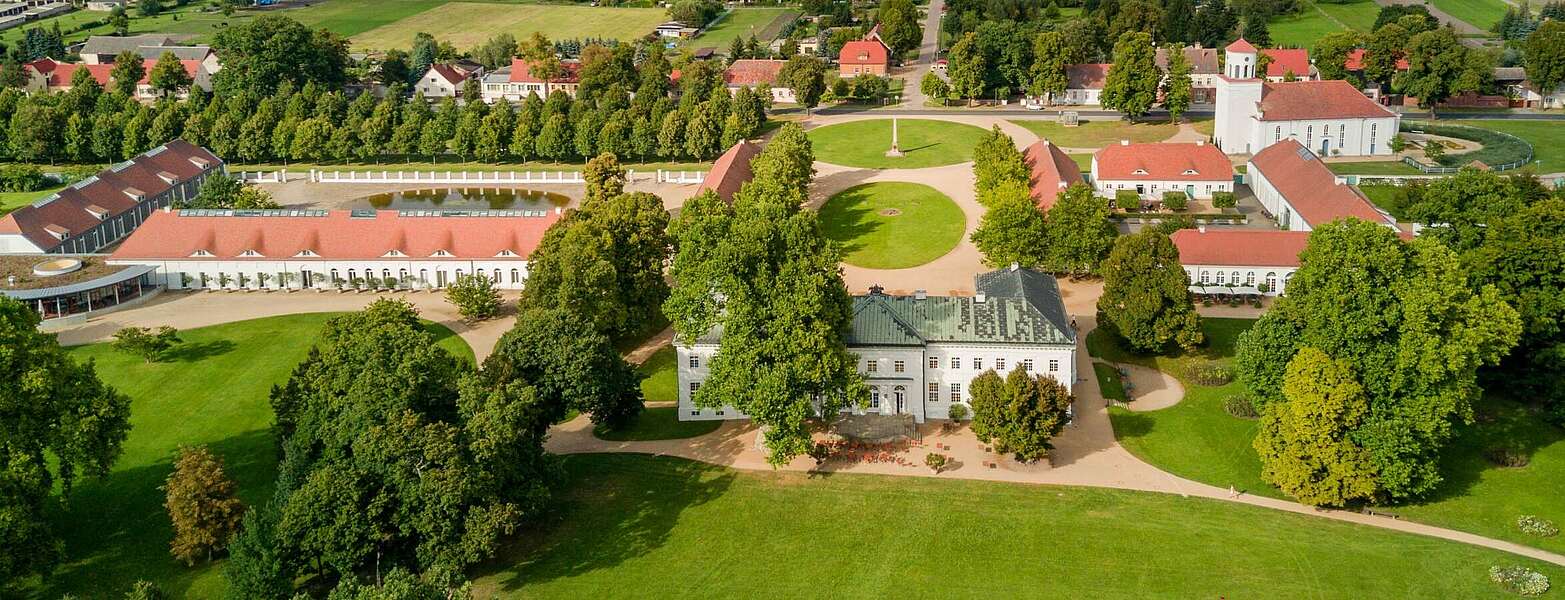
[1093,142,1232,182]
[1248,138,1394,227]
[428,63,470,85]
[1155,46,1220,75]
[1067,63,1110,90]
[1023,140,1083,211]
[0,140,221,251]
[27,57,199,87]
[696,141,760,202]
[508,58,581,84]
[110,209,561,261]
[1262,48,1309,79]
[723,59,785,87]
[1171,228,1312,267]
[1226,38,1258,53]
[839,40,888,66]
[1258,80,1394,121]
[1344,49,1409,72]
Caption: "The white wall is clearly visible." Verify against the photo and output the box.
[106,259,531,291]
[1246,166,1309,231]
[1186,264,1297,296]
[1093,177,1232,200]
[1214,78,1264,154]
[1251,116,1398,157]
[0,233,45,254]
[1057,88,1101,106]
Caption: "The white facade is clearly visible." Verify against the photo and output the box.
[108,258,532,291]
[678,342,1077,423]
[1092,176,1232,200]
[733,84,795,104]
[415,68,463,99]
[1215,45,1398,157]
[1185,264,1296,297]
[1057,88,1100,106]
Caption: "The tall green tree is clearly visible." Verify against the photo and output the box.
[110,50,146,97]
[1096,230,1204,353]
[1363,23,1410,88]
[1526,21,1565,96]
[521,191,671,339]
[972,125,1028,196]
[947,32,987,103]
[877,0,922,55]
[582,152,626,205]
[748,122,814,194]
[1161,43,1193,121]
[485,306,644,430]
[971,179,1049,268]
[1100,32,1160,119]
[1254,347,1379,506]
[148,51,192,97]
[1044,183,1117,275]
[1395,28,1472,115]
[1028,31,1075,103]
[0,296,132,582]
[778,55,827,111]
[210,15,350,96]
[1313,31,1362,83]
[969,367,1074,462]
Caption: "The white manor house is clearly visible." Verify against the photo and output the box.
[678,267,1079,423]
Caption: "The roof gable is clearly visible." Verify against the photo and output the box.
[1248,139,1395,227]
[1024,140,1084,211]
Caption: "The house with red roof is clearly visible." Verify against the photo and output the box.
[838,37,889,77]
[1215,39,1399,156]
[723,59,795,103]
[1091,141,1233,200]
[0,140,222,255]
[1247,138,1396,232]
[24,57,210,101]
[1022,140,1083,211]
[1059,63,1109,105]
[480,58,582,103]
[696,141,761,202]
[107,208,562,291]
[415,63,481,99]
[1261,48,1312,81]
[1156,45,1221,104]
[1171,228,1310,296]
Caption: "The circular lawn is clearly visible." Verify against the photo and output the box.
[807,119,990,169]
[819,182,965,269]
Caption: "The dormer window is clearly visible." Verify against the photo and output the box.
[294,249,317,257]
[240,250,263,257]
[84,204,108,220]
[431,249,452,257]
[1132,169,1148,175]
[1182,169,1199,175]
[496,249,517,257]
[383,249,405,257]
[189,157,212,168]
[44,224,69,240]
[122,187,145,201]
[157,171,178,184]
[190,249,214,257]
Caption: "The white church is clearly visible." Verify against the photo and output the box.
[1214,39,1400,157]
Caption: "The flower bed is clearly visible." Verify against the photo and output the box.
[1518,515,1559,537]
[1403,121,1533,170]
[1490,565,1550,596]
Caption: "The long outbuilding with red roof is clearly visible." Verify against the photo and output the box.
[1170,228,1310,296]
[1247,138,1397,231]
[107,208,562,291]
[1091,141,1233,200]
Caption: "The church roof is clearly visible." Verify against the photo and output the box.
[1258,80,1395,121]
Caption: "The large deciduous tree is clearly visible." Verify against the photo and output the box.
[0,296,132,582]
[520,190,670,340]
[1044,183,1117,275]
[778,55,827,111]
[1253,347,1379,506]
[947,32,986,103]
[1161,43,1193,121]
[1234,219,1520,500]
[972,125,1028,196]
[1526,21,1565,96]
[485,306,644,430]
[1028,31,1075,103]
[1313,31,1362,83]
[971,179,1049,268]
[210,15,349,96]
[163,445,245,566]
[876,0,922,56]
[968,367,1074,462]
[1100,32,1160,119]
[1096,230,1203,353]
[1395,27,1473,115]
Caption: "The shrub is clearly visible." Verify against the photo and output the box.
[807,442,831,464]
[0,164,48,192]
[444,273,502,321]
[924,452,948,473]
[1114,189,1139,209]
[1211,191,1236,208]
[1490,565,1550,596]
[1486,445,1531,468]
[1162,191,1187,211]
[1183,360,1233,386]
[1223,394,1259,419]
[947,403,969,421]
[112,326,182,363]
[1518,516,1559,537]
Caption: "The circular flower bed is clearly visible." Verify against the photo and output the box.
[1491,565,1551,596]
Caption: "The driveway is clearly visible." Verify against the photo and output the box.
[898,0,945,107]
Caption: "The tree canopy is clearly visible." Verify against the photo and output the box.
[1100,32,1160,119]
[210,15,350,96]
[968,367,1074,462]
[1253,347,1378,506]
[1096,230,1203,353]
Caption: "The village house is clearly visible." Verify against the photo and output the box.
[1247,138,1396,232]
[107,208,561,292]
[1216,39,1400,157]
[655,20,699,39]
[1059,63,1109,105]
[481,58,581,103]
[1261,48,1312,81]
[1091,141,1233,200]
[838,37,889,77]
[414,63,481,99]
[1156,45,1220,104]
[24,57,211,100]
[722,59,795,103]
[1022,139,1082,211]
[1171,228,1309,297]
[678,266,1078,423]
[0,140,222,255]
[695,140,760,202]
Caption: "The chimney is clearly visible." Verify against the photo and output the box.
[975,292,987,303]
[1120,139,1130,146]
[1196,140,1205,146]
[914,289,927,300]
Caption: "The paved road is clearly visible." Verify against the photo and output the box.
[777,104,1565,121]
[898,0,944,107]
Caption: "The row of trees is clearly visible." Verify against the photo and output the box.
[1308,15,1497,112]
[666,124,867,464]
[969,127,1119,275]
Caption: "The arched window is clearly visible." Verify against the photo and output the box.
[492,268,502,282]
[869,386,881,409]
[1265,271,1277,291]
[1231,270,1241,284]
[1200,270,1210,284]
[419,269,428,283]
[347,269,356,282]
[510,269,520,283]
[1245,272,1256,285]
[330,269,340,283]
[1215,271,1226,285]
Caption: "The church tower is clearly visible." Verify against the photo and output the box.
[1214,39,1265,154]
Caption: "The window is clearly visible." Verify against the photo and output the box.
[1050,359,1060,372]
[511,269,521,283]
[893,360,905,373]
[1338,123,1345,140]
[928,382,939,402]
[1266,271,1278,291]
[1274,125,1281,142]
[1215,271,1226,285]
[1200,270,1210,284]
[1246,272,1256,285]
[1231,270,1241,283]
[689,354,700,368]
[870,387,880,408]
[716,410,725,416]
[929,356,939,369]
[950,383,962,402]
[970,358,982,370]
[1022,359,1034,372]
[1370,123,1378,153]
[866,361,878,373]
[690,410,701,416]
[950,356,960,369]
[689,382,700,393]
[1306,125,1313,148]
[996,358,1006,371]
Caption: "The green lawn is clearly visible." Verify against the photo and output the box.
[1269,0,1380,48]
[1327,160,1425,176]
[1095,317,1565,556]
[593,406,721,441]
[1429,0,1509,31]
[818,182,965,269]
[1358,184,1410,219]
[1452,119,1563,172]
[1067,153,1092,172]
[349,2,667,50]
[0,1,253,46]
[0,186,60,215]
[688,8,799,53]
[1093,362,1127,402]
[20,314,471,599]
[469,453,1565,598]
[1009,119,1181,149]
[807,119,989,168]
[637,346,677,403]
[233,157,709,172]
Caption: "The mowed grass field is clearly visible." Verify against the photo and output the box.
[469,453,1565,598]
[1010,118,1181,148]
[0,186,61,215]
[349,2,666,50]
[1453,119,1564,172]
[688,7,799,53]
[1430,0,1509,31]
[1269,0,1380,48]
[1096,318,1565,557]
[819,182,966,269]
[20,314,472,598]
[808,119,988,168]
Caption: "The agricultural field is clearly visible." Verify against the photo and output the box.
[688,7,799,53]
[348,2,666,50]
[1429,0,1509,31]
[0,1,253,46]
[1269,0,1380,49]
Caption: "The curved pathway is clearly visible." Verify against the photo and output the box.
[1118,363,1184,412]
